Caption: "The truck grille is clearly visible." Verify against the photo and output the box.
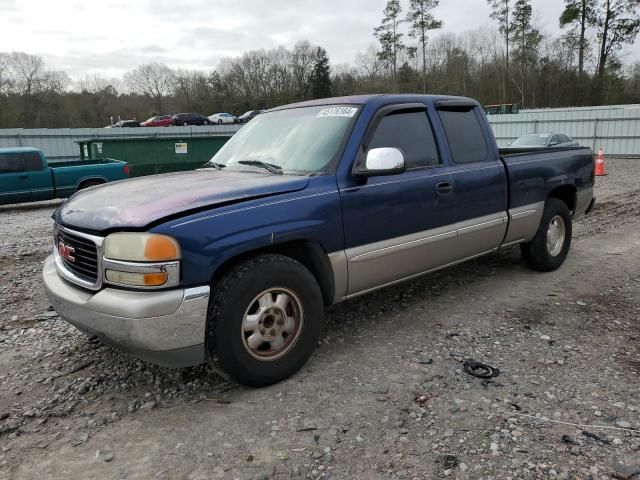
[55,228,99,282]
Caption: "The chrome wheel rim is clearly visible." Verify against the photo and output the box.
[241,288,303,361]
[546,215,566,257]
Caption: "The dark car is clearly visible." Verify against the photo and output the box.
[172,113,210,126]
[141,115,174,127]
[110,120,140,128]
[238,110,265,124]
[507,133,579,148]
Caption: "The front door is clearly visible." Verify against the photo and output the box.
[0,152,30,205]
[339,105,460,296]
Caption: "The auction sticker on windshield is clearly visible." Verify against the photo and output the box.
[317,107,358,118]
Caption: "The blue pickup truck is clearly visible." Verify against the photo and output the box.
[43,95,595,386]
[0,147,129,205]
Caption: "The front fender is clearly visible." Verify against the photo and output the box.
[152,177,344,287]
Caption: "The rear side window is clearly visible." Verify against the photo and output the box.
[0,153,25,173]
[368,111,440,168]
[23,152,44,171]
[438,108,488,163]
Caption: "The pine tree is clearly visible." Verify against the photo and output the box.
[406,0,442,93]
[559,0,597,80]
[374,0,405,92]
[510,0,541,107]
[310,48,332,99]
[487,0,513,102]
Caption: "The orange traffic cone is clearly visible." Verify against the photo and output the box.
[595,146,607,176]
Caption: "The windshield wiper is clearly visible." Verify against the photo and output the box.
[203,162,226,170]
[237,160,283,175]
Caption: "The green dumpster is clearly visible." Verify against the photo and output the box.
[77,135,232,177]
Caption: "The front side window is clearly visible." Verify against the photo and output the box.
[438,108,489,163]
[209,105,357,174]
[368,111,440,169]
[0,153,25,174]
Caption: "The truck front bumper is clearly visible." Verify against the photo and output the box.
[43,255,210,368]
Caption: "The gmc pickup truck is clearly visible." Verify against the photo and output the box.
[0,147,128,205]
[43,95,595,386]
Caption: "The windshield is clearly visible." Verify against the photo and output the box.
[209,105,358,174]
[511,134,550,146]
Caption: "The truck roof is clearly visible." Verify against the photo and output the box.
[0,147,42,154]
[270,94,480,111]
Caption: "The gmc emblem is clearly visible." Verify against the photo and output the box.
[58,242,75,262]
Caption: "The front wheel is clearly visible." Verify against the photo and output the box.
[520,198,572,272]
[207,254,324,387]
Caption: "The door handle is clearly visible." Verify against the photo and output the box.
[436,182,453,195]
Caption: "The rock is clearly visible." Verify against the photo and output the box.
[0,412,9,421]
[616,420,632,429]
[540,335,551,341]
[140,400,156,410]
[356,435,364,442]
[576,301,586,306]
[570,446,580,456]
[76,381,90,395]
[444,429,454,438]
[459,463,468,473]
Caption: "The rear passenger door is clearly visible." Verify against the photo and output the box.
[339,104,460,296]
[436,103,508,258]
[0,153,30,205]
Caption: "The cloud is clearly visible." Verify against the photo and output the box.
[0,0,638,80]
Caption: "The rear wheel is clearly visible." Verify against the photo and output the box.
[218,119,223,125]
[182,121,188,126]
[520,198,572,271]
[207,254,323,386]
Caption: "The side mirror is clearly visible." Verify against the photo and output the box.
[549,141,559,146]
[354,147,406,176]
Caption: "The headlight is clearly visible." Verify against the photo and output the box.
[102,233,181,289]
[103,233,181,262]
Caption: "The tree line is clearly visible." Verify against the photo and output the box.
[0,0,639,129]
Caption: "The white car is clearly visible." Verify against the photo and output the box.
[207,113,237,125]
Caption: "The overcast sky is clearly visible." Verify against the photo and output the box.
[1,0,639,80]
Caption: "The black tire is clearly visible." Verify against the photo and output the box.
[520,198,572,272]
[203,120,209,125]
[182,121,188,126]
[207,254,324,387]
[218,119,223,125]
[77,180,103,191]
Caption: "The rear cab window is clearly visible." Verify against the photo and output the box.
[437,107,489,164]
[368,110,440,169]
[0,153,25,174]
[22,151,44,171]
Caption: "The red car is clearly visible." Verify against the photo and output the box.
[140,115,174,127]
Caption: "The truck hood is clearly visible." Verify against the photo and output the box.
[54,169,310,232]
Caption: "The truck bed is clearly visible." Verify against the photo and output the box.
[500,146,594,216]
[48,158,124,168]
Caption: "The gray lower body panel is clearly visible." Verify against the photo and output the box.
[43,255,210,368]
[330,202,547,302]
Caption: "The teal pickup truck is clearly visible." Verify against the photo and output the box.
[0,147,129,205]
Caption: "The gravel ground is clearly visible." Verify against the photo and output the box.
[1,160,639,479]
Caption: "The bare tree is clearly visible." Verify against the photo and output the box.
[10,52,47,126]
[0,53,12,94]
[124,62,175,113]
